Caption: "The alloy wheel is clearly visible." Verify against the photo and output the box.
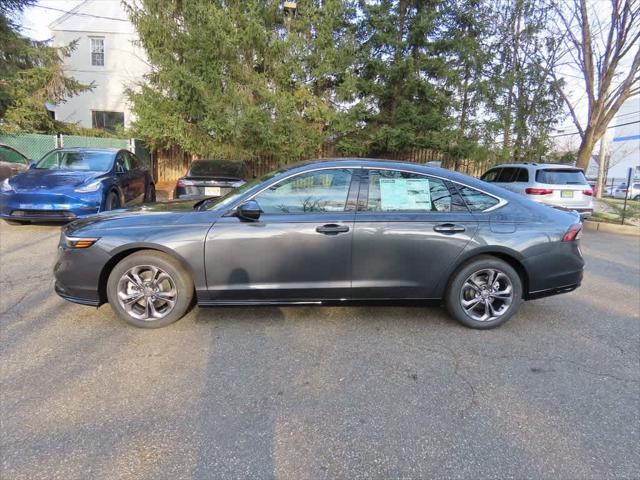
[459,268,513,322]
[116,265,177,321]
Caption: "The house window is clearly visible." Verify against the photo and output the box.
[90,37,104,66]
[92,111,124,133]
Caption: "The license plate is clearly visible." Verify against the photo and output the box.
[561,190,574,198]
[204,187,221,196]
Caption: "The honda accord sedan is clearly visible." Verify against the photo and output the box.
[54,159,584,329]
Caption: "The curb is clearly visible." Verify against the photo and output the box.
[583,220,640,237]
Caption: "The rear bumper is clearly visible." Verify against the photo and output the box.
[174,185,236,199]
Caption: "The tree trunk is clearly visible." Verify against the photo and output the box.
[576,127,596,171]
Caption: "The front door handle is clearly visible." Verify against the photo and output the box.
[316,224,350,235]
[433,223,466,234]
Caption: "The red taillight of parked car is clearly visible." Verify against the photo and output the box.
[582,189,593,196]
[562,223,582,242]
[525,188,553,195]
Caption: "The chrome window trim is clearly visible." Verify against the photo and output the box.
[230,164,507,214]
[361,166,508,213]
[240,165,362,212]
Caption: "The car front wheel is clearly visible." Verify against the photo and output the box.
[445,256,522,329]
[107,250,194,328]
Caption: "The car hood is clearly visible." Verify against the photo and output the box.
[65,199,209,234]
[8,169,104,190]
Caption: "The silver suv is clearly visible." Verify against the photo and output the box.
[613,182,640,201]
[480,163,594,218]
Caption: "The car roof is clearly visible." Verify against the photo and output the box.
[280,158,512,192]
[485,162,581,170]
[51,147,121,153]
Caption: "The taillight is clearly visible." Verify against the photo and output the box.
[582,189,593,196]
[175,179,184,189]
[562,223,582,242]
[526,188,553,195]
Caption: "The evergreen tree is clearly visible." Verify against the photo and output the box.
[0,0,90,133]
[126,0,358,159]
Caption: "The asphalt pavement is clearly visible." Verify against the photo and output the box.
[1,221,639,479]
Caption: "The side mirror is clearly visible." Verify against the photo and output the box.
[28,161,37,169]
[237,199,262,221]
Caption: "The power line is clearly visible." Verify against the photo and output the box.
[551,120,640,138]
[33,4,129,22]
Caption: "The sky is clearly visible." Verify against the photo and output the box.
[15,0,639,149]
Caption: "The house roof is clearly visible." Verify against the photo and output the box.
[48,0,134,34]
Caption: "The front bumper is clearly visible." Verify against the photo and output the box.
[0,190,101,222]
[53,237,111,306]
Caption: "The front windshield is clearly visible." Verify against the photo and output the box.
[36,150,115,172]
[199,168,284,211]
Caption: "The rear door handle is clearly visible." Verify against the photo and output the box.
[433,223,466,234]
[316,224,350,235]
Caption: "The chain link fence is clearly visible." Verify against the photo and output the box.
[0,133,143,163]
[0,133,59,161]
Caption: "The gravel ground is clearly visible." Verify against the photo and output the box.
[1,221,639,480]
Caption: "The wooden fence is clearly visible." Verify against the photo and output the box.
[151,145,500,183]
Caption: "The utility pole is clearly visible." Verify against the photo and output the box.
[595,127,609,199]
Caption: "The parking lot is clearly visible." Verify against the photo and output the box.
[1,221,639,479]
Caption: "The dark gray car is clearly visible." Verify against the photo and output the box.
[54,159,585,329]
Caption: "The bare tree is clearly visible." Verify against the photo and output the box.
[551,0,640,171]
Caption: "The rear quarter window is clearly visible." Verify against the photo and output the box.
[535,169,587,185]
[458,186,500,212]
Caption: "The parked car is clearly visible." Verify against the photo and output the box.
[174,159,247,199]
[613,182,640,201]
[0,144,30,181]
[480,163,594,218]
[0,148,155,224]
[54,159,584,330]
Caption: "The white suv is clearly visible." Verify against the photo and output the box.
[480,163,594,218]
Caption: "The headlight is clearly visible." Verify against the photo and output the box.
[63,235,100,249]
[74,180,102,193]
[1,178,13,193]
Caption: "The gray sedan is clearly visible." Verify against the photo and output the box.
[54,159,585,329]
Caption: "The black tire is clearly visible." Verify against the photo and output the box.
[445,255,523,329]
[633,195,639,202]
[3,219,27,225]
[145,183,156,203]
[104,190,121,211]
[106,250,194,328]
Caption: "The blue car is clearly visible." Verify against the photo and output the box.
[0,148,155,224]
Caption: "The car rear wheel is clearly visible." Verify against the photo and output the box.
[445,256,522,329]
[145,183,156,203]
[104,191,120,211]
[633,195,639,201]
[106,250,194,328]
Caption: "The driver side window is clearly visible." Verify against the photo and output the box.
[255,169,353,214]
[115,152,130,172]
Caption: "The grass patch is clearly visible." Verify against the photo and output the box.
[594,198,640,225]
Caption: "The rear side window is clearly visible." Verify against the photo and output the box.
[458,186,500,212]
[535,169,587,185]
[481,169,500,182]
[366,170,454,212]
[496,167,518,182]
[515,168,529,182]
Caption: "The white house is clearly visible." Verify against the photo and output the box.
[48,0,149,132]
[608,96,640,182]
